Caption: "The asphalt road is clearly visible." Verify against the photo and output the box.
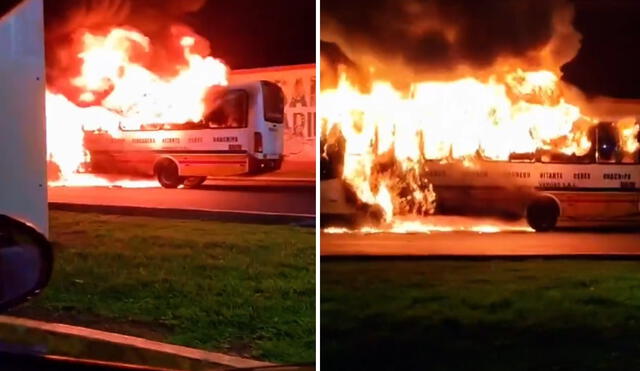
[49,183,315,217]
[322,219,640,256]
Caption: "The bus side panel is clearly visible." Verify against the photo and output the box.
[255,85,284,160]
[176,153,248,177]
[555,192,640,219]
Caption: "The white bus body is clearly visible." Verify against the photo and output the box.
[84,80,285,188]
[321,122,640,231]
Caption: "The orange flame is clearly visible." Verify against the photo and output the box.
[321,67,598,221]
[46,26,228,185]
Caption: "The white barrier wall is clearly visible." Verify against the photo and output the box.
[230,64,316,163]
[0,0,48,235]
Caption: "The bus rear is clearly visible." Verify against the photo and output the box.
[248,80,285,173]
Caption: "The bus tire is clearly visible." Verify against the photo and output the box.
[526,196,560,232]
[183,176,207,189]
[155,160,183,189]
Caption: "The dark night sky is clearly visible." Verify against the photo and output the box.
[562,0,640,98]
[322,0,640,99]
[187,0,315,69]
[37,0,315,70]
[5,0,640,97]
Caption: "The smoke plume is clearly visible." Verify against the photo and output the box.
[322,0,581,87]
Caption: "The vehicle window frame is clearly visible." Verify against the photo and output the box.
[116,89,250,132]
[261,81,285,124]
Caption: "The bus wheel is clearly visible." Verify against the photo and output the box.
[155,160,183,188]
[526,197,559,232]
[183,176,207,189]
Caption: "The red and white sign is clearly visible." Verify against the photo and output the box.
[230,64,316,163]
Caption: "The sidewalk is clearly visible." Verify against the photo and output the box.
[0,315,272,369]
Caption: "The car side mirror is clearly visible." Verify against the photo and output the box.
[0,215,52,311]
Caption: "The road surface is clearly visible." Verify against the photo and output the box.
[49,183,315,217]
[321,217,639,256]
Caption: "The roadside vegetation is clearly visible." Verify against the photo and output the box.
[322,259,640,370]
[8,211,315,364]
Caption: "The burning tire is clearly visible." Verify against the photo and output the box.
[183,176,207,189]
[155,159,183,188]
[526,196,560,232]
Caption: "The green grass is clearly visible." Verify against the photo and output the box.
[9,211,315,364]
[322,259,640,370]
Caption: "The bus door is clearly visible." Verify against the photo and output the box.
[257,81,285,161]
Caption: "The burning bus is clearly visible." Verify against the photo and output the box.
[322,119,640,231]
[82,80,285,188]
[320,68,640,232]
[319,0,640,232]
[44,11,285,188]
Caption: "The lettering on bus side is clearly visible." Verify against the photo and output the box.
[131,138,155,144]
[539,172,563,179]
[603,173,632,180]
[573,172,590,180]
[162,138,180,144]
[426,170,446,177]
[188,137,203,144]
[212,136,238,143]
[507,171,531,179]
[538,181,576,188]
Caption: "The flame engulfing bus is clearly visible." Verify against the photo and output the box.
[83,81,285,188]
[321,120,640,231]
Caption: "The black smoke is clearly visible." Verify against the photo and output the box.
[44,0,207,40]
[322,0,573,79]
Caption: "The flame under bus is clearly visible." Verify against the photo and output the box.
[321,121,640,231]
[82,81,285,188]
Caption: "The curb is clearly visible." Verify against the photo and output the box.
[208,176,315,183]
[49,202,316,226]
[320,254,640,260]
[0,316,272,369]
[204,178,315,189]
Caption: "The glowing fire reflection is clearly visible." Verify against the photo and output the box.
[324,216,534,234]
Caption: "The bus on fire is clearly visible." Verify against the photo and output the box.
[321,120,640,231]
[83,80,285,188]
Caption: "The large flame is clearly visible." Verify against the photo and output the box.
[321,67,596,222]
[321,67,639,228]
[46,25,228,186]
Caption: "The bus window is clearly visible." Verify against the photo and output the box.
[596,122,620,163]
[204,90,248,129]
[508,152,536,162]
[261,81,285,124]
[320,131,345,180]
[537,149,595,164]
[637,123,640,163]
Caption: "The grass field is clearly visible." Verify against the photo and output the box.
[8,211,315,364]
[322,259,640,370]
